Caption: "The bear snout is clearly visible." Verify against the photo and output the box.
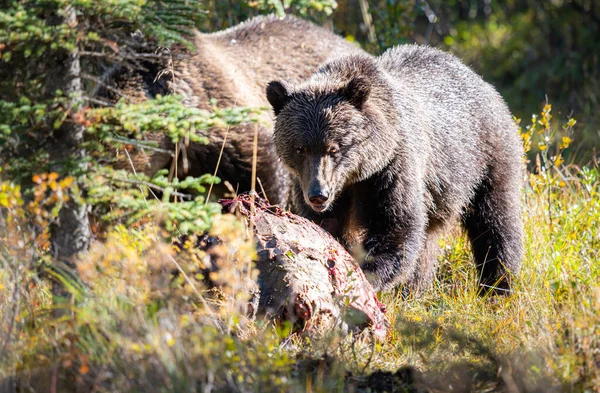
[307,185,330,211]
[309,193,329,205]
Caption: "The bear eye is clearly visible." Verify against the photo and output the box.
[296,147,306,156]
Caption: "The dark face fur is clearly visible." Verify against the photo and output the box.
[267,77,371,212]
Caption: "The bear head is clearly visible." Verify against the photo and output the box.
[266,56,391,213]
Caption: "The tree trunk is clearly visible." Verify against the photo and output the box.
[46,6,91,265]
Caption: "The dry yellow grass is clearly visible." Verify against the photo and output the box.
[1,109,598,392]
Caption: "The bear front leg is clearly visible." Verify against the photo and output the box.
[360,191,428,292]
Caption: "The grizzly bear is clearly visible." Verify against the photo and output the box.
[98,15,365,204]
[266,45,524,293]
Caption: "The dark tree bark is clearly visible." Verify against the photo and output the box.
[46,6,91,264]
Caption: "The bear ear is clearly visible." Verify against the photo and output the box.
[266,80,292,116]
[341,77,371,110]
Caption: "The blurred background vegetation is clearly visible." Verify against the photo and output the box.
[205,0,600,164]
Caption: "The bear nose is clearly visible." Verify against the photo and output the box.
[309,193,329,205]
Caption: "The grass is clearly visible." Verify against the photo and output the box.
[1,113,599,392]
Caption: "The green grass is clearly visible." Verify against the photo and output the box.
[1,120,599,392]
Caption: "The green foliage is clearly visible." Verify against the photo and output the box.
[201,0,338,29]
[0,1,264,243]
[87,95,263,145]
[86,166,221,237]
[432,1,599,161]
[80,94,262,236]
[0,0,203,137]
[0,0,204,53]
[258,0,338,18]
[370,0,417,48]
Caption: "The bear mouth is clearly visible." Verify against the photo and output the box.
[309,202,329,212]
[303,190,333,213]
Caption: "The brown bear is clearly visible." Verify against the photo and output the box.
[266,46,524,293]
[98,15,366,204]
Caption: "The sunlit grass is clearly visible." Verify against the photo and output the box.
[1,109,599,392]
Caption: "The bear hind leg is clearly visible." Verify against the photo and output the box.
[462,174,523,294]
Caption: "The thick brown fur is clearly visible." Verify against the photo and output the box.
[267,46,524,293]
[98,15,365,204]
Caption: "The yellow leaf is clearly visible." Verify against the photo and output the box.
[554,155,564,166]
[59,176,74,188]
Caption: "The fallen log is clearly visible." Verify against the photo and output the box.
[220,195,388,340]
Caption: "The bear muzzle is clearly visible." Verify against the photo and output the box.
[306,183,330,212]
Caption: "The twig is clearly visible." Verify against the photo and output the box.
[479,282,528,296]
[256,177,269,204]
[104,175,192,199]
[80,51,166,60]
[204,45,241,202]
[205,124,232,205]
[358,0,377,43]
[250,123,259,216]
[107,136,176,156]
[123,148,161,202]
[82,72,134,102]
[180,140,189,175]
[551,162,576,194]
[168,139,180,183]
[83,96,115,107]
[166,254,219,324]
